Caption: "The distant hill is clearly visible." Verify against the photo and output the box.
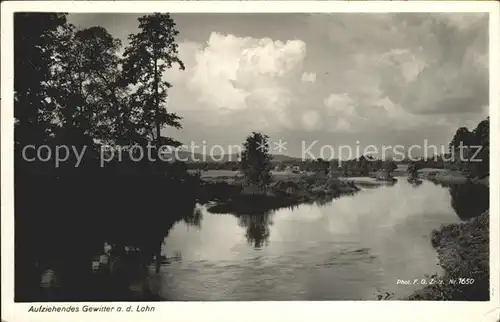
[162,151,303,163]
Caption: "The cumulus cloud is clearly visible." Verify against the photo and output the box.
[298,12,489,136]
[166,32,314,132]
[301,109,322,131]
[323,92,400,132]
[68,13,490,154]
[162,13,488,145]
[301,72,317,83]
[188,33,306,109]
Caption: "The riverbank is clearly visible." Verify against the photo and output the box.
[15,172,199,302]
[407,210,489,300]
[339,176,398,188]
[418,168,489,186]
[203,174,360,214]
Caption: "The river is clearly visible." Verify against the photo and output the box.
[154,179,488,300]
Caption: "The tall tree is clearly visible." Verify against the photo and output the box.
[14,13,67,148]
[121,13,185,151]
[407,162,419,180]
[72,27,126,145]
[121,14,187,272]
[316,158,329,175]
[358,155,370,176]
[240,132,273,191]
[14,13,72,300]
[448,119,489,178]
[471,117,489,178]
[14,13,199,298]
[49,26,123,142]
[449,127,473,160]
[329,159,339,176]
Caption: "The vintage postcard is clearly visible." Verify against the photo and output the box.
[1,1,499,322]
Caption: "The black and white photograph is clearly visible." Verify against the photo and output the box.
[1,1,499,319]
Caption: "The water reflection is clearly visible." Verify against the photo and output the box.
[449,184,489,220]
[236,213,273,249]
[159,180,489,300]
[32,179,489,301]
[430,181,489,220]
[183,207,203,230]
[28,198,201,301]
[222,180,489,252]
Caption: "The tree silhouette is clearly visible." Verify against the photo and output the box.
[237,213,273,249]
[449,127,473,153]
[122,13,185,152]
[448,119,489,178]
[316,158,330,175]
[14,12,197,301]
[14,13,68,170]
[240,132,273,191]
[470,117,489,178]
[407,162,418,179]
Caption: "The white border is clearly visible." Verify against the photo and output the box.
[1,2,499,322]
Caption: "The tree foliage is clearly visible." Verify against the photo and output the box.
[407,162,418,180]
[448,118,489,178]
[14,13,195,301]
[15,13,187,170]
[14,13,68,147]
[449,127,473,152]
[240,132,273,189]
[315,158,330,175]
[122,13,185,148]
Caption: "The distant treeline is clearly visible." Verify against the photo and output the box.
[187,116,490,179]
[186,157,398,176]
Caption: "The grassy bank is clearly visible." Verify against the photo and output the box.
[419,168,489,186]
[407,210,489,300]
[419,168,468,184]
[207,194,302,214]
[202,173,360,214]
[340,177,398,188]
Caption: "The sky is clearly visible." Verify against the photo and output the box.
[68,13,489,158]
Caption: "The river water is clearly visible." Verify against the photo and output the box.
[155,179,488,300]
